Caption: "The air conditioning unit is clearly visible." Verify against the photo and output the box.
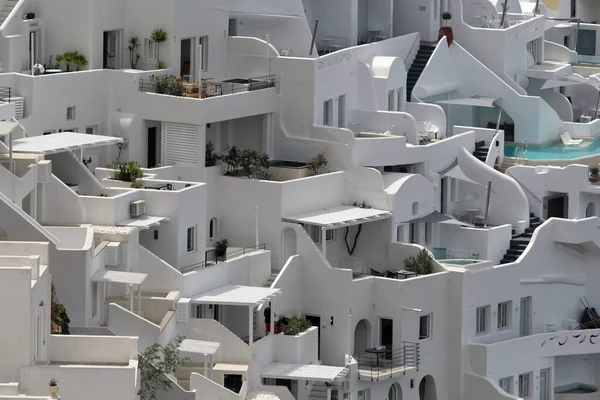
[105,242,122,266]
[176,298,191,322]
[36,160,52,184]
[130,200,146,217]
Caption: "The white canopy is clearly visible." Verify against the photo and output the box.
[117,216,170,230]
[436,96,500,108]
[443,164,484,187]
[191,285,280,306]
[12,132,123,154]
[0,120,18,137]
[283,205,392,229]
[261,362,348,382]
[92,269,148,285]
[179,339,220,355]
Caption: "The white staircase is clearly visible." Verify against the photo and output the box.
[308,383,329,400]
[262,269,280,287]
[0,0,18,26]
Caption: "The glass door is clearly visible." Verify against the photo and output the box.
[540,368,550,400]
[520,296,532,336]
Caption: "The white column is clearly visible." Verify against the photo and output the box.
[137,285,142,316]
[265,34,270,76]
[270,299,275,336]
[129,284,134,312]
[31,183,38,220]
[254,206,259,249]
[327,388,332,400]
[197,43,203,83]
[204,354,208,377]
[248,306,254,345]
[321,226,327,257]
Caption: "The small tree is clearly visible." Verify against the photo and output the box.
[74,53,88,71]
[307,153,329,176]
[404,249,434,275]
[138,336,190,400]
[281,316,312,336]
[441,11,452,26]
[150,28,168,66]
[51,283,70,334]
[127,37,141,69]
[205,141,218,167]
[239,148,270,179]
[499,0,509,28]
[221,146,241,175]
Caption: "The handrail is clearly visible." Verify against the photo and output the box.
[180,244,266,274]
[404,35,420,69]
[357,341,420,381]
[0,0,24,31]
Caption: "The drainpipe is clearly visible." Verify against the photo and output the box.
[484,181,492,228]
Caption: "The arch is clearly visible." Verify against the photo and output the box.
[419,375,437,400]
[586,202,596,218]
[209,217,218,240]
[353,319,371,357]
[388,383,402,400]
[281,228,297,265]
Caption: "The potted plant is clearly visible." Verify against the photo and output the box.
[590,167,600,183]
[439,12,453,46]
[150,28,168,68]
[216,239,228,261]
[48,379,59,398]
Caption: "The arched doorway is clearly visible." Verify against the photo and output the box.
[388,383,402,400]
[353,319,371,357]
[281,228,297,266]
[586,202,596,218]
[419,375,437,400]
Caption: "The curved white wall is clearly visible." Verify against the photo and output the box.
[457,147,529,227]
[382,172,435,222]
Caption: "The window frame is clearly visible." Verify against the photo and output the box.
[499,376,513,394]
[145,38,158,61]
[419,313,432,340]
[476,305,490,335]
[497,301,512,330]
[66,106,76,121]
[518,372,532,399]
[186,226,197,253]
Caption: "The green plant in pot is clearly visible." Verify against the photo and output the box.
[439,12,453,46]
[590,166,600,183]
[216,239,228,260]
[48,378,59,398]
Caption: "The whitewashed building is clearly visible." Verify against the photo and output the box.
[2,0,600,399]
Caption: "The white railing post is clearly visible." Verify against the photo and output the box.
[327,388,332,400]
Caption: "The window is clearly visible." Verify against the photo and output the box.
[209,217,218,240]
[497,301,512,330]
[323,99,333,125]
[337,95,346,127]
[91,282,98,318]
[499,377,513,394]
[199,36,209,72]
[145,38,157,60]
[424,223,431,244]
[43,131,53,135]
[412,201,418,215]
[66,106,76,120]
[450,178,458,201]
[570,0,576,18]
[540,368,550,400]
[85,125,98,135]
[518,372,532,399]
[187,226,197,252]
[476,306,490,335]
[388,90,395,111]
[357,389,370,400]
[520,296,532,337]
[419,314,432,340]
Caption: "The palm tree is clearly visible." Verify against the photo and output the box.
[127,37,140,69]
[150,28,167,65]
[74,53,88,71]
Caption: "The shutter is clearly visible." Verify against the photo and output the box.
[161,122,199,166]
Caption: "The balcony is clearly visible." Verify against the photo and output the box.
[357,342,420,381]
[138,75,276,99]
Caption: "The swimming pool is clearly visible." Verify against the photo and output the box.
[438,259,482,266]
[505,139,600,160]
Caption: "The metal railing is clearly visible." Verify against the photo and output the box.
[0,86,11,102]
[357,341,420,381]
[180,244,266,274]
[139,75,276,98]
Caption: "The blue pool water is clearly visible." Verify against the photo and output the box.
[505,139,600,160]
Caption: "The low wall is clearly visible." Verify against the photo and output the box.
[273,327,318,365]
[107,303,160,351]
[50,334,137,364]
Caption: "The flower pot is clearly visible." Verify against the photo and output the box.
[590,174,600,183]
[438,26,454,46]
[49,385,59,398]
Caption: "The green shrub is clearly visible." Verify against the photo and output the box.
[206,141,218,167]
[281,316,312,336]
[404,249,434,275]
[149,75,185,96]
[115,161,143,183]
[308,153,329,176]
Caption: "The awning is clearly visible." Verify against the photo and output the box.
[12,132,123,154]
[405,210,452,224]
[92,269,147,285]
[261,362,349,382]
[117,216,170,230]
[541,76,600,90]
[179,339,220,355]
[190,285,280,307]
[283,205,392,229]
[443,164,484,186]
[0,120,18,137]
[436,96,500,108]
